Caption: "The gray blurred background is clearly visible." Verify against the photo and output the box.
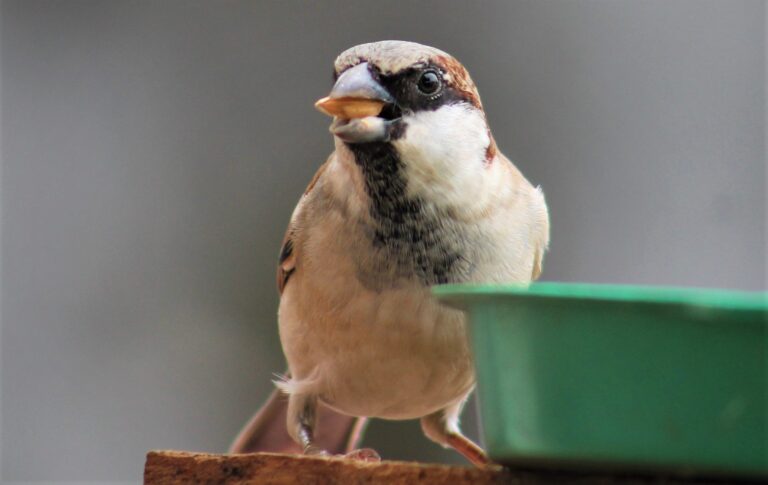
[1,0,765,482]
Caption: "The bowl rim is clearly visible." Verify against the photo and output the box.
[433,282,768,312]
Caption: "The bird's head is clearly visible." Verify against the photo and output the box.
[316,41,497,170]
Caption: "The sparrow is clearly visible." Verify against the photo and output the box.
[230,40,549,466]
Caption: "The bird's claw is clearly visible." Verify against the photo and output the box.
[303,444,330,456]
[342,448,381,462]
[303,445,380,463]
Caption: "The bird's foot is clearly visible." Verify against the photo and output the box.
[303,444,330,457]
[303,445,379,462]
[342,448,381,462]
[446,433,491,467]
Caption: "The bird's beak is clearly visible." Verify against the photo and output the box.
[315,62,393,119]
[315,63,398,144]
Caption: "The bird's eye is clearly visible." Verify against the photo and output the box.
[416,70,442,95]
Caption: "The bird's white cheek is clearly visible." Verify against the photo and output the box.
[393,104,490,208]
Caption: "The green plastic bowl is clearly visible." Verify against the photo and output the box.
[433,283,767,477]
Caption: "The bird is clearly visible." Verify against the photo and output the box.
[230,40,549,466]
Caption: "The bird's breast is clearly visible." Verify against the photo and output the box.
[279,264,475,419]
[345,142,478,289]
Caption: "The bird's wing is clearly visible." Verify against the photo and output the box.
[531,240,545,280]
[231,158,367,455]
[497,152,550,281]
[277,158,328,294]
[530,184,550,281]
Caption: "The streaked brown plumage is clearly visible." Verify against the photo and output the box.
[231,41,549,466]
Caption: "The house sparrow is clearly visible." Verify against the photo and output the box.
[230,40,549,466]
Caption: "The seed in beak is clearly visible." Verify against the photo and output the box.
[315,97,386,119]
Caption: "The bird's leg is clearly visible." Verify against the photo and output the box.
[444,431,490,467]
[288,393,380,461]
[288,393,326,455]
[420,400,491,467]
